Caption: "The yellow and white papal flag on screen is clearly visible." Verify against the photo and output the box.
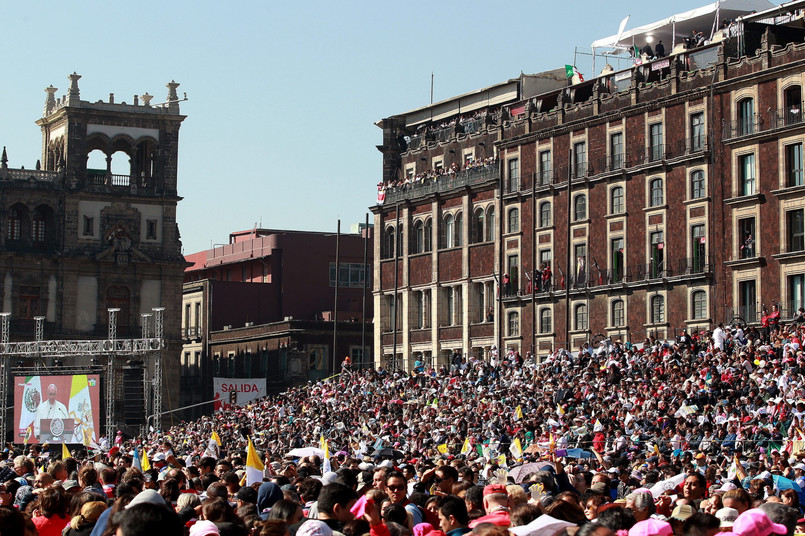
[68,375,96,446]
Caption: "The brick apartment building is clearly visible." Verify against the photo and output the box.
[180,228,372,417]
[0,74,186,433]
[372,1,805,368]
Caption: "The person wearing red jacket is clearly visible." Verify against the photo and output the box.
[769,304,781,334]
[761,308,770,341]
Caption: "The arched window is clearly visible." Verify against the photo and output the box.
[397,226,403,256]
[135,138,158,183]
[649,178,663,207]
[574,304,588,331]
[539,202,552,228]
[424,219,432,252]
[110,150,130,176]
[539,308,552,333]
[454,212,463,247]
[445,214,455,248]
[7,205,23,241]
[690,170,705,199]
[612,299,625,327]
[507,208,519,233]
[738,97,755,136]
[507,311,519,336]
[472,208,485,243]
[414,220,425,254]
[87,149,107,173]
[651,295,665,324]
[384,226,395,259]
[485,207,495,242]
[692,290,707,319]
[573,195,587,221]
[610,186,624,214]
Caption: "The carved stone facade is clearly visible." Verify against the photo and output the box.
[0,74,186,434]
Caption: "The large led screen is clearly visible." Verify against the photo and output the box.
[13,375,101,445]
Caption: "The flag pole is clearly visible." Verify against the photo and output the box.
[361,213,368,370]
[531,171,537,359]
[333,219,340,375]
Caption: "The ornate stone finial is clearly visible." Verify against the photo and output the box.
[166,80,179,101]
[36,159,41,170]
[141,92,153,107]
[67,72,82,106]
[1,147,7,169]
[166,81,180,111]
[109,93,115,104]
[44,85,58,116]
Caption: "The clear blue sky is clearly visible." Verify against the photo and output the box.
[0,0,769,254]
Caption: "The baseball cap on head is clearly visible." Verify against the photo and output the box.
[732,509,787,536]
[716,508,739,528]
[628,519,673,536]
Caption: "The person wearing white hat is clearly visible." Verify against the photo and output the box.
[716,507,739,529]
[794,464,805,489]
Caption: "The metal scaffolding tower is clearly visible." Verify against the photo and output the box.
[0,313,9,443]
[0,307,166,443]
[152,308,164,427]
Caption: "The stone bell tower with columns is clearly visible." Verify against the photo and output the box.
[0,74,188,436]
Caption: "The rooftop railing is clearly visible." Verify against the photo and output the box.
[1,169,61,183]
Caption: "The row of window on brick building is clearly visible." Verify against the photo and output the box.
[382,145,805,263]
[381,282,708,338]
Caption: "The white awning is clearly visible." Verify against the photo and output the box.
[591,0,775,49]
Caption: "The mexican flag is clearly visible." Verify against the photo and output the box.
[18,377,41,441]
[565,65,584,84]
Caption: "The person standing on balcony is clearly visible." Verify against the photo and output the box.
[760,308,771,342]
[769,304,781,334]
[793,307,805,326]
[740,231,754,258]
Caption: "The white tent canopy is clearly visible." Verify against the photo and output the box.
[591,0,775,50]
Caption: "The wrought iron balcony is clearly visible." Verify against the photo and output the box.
[501,256,711,298]
[723,106,805,140]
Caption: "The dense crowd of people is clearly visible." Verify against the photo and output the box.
[378,156,497,203]
[5,321,805,536]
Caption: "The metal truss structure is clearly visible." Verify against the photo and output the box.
[0,308,165,442]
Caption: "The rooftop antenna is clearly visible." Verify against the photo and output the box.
[431,72,434,104]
